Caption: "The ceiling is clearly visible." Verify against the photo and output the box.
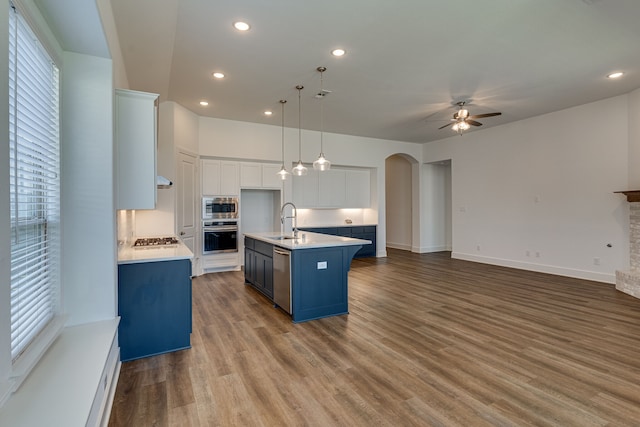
[40,0,640,143]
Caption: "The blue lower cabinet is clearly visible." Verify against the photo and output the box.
[299,226,376,258]
[290,245,361,323]
[118,259,192,361]
[244,237,274,299]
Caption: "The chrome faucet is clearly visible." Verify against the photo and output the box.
[280,202,298,239]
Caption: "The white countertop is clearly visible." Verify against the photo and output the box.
[117,240,194,264]
[300,224,377,228]
[244,231,371,250]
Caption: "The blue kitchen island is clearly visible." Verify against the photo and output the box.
[244,231,371,323]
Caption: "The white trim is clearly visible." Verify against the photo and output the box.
[451,252,616,284]
[412,245,451,253]
[386,242,411,251]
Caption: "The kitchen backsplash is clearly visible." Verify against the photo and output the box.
[296,208,376,227]
[117,210,135,245]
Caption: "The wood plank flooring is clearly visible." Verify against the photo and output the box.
[108,250,640,426]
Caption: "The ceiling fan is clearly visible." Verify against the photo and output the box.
[438,101,502,134]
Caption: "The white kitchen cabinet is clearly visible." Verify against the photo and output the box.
[115,89,159,210]
[240,162,283,189]
[318,170,346,207]
[261,164,283,189]
[292,168,370,209]
[345,169,371,208]
[292,171,319,208]
[202,159,239,195]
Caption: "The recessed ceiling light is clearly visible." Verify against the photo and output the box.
[331,48,346,57]
[233,21,250,31]
[264,110,273,116]
[607,71,624,79]
[212,72,225,79]
[199,101,209,106]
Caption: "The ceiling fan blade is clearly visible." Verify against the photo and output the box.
[438,122,454,130]
[466,119,483,127]
[469,112,502,119]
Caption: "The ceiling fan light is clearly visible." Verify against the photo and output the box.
[458,121,470,131]
[458,109,469,119]
[313,154,331,171]
[292,160,307,176]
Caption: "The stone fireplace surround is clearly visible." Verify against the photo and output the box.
[615,191,640,299]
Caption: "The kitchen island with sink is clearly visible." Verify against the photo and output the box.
[243,231,370,323]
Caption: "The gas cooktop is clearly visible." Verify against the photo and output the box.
[133,237,179,248]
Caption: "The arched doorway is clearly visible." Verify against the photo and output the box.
[385,154,417,251]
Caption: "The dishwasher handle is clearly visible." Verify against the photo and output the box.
[273,248,291,256]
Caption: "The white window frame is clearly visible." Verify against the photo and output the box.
[1,1,64,406]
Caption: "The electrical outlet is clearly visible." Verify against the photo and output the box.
[535,251,540,258]
[593,257,600,266]
[526,250,530,257]
[476,245,481,251]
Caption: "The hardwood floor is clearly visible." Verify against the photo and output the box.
[108,250,640,426]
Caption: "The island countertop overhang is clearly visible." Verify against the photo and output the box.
[243,231,371,250]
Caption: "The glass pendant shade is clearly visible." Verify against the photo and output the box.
[277,165,290,180]
[313,153,331,171]
[292,160,307,176]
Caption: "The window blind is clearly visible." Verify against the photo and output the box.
[8,4,61,361]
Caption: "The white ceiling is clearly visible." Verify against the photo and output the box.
[39,0,640,143]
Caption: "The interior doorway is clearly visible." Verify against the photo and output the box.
[385,154,415,251]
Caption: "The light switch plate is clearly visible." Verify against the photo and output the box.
[317,261,327,270]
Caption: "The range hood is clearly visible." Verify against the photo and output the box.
[157,175,173,188]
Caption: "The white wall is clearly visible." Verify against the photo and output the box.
[629,88,640,188]
[96,0,128,89]
[61,51,117,325]
[385,155,413,250]
[424,95,630,283]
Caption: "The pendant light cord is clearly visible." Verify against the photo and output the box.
[296,85,303,161]
[280,100,286,163]
[319,69,324,154]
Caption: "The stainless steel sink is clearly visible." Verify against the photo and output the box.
[269,235,297,241]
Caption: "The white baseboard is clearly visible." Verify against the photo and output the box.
[451,251,616,284]
[387,242,412,251]
[413,245,451,253]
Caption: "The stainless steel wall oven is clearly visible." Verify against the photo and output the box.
[203,220,238,254]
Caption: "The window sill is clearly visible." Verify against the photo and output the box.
[0,318,120,427]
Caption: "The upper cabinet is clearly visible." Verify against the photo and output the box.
[293,168,370,209]
[240,162,283,189]
[115,89,159,210]
[345,170,371,209]
[202,159,239,196]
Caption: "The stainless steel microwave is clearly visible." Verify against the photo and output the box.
[202,197,238,219]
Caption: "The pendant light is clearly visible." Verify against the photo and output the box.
[292,85,307,176]
[313,66,331,171]
[276,100,290,180]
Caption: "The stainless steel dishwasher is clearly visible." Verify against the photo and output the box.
[273,247,291,314]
